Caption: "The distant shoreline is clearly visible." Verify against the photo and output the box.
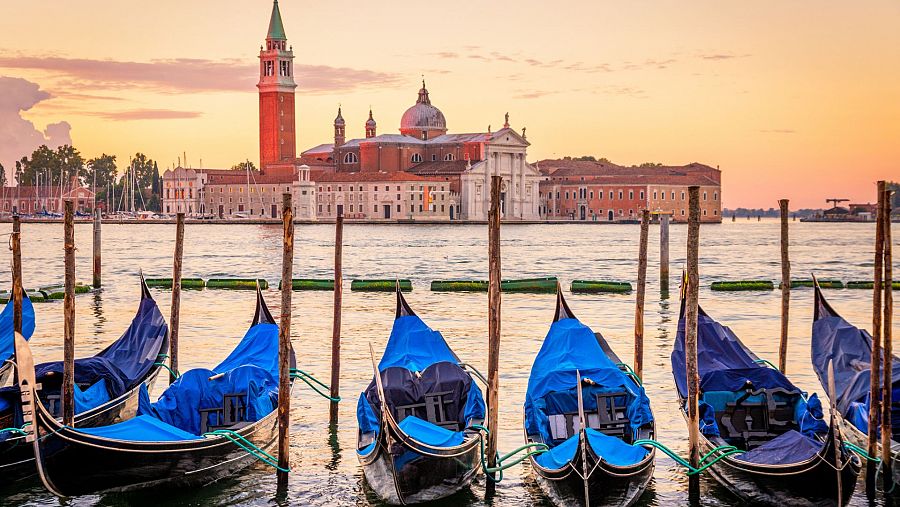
[0,217,727,225]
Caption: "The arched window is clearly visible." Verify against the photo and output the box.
[343,152,358,164]
[411,153,423,163]
[444,153,454,161]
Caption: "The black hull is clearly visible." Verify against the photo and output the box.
[681,408,860,506]
[358,427,481,505]
[32,400,279,496]
[0,369,158,484]
[529,433,655,507]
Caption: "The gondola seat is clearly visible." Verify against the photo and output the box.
[703,387,805,449]
[546,390,631,443]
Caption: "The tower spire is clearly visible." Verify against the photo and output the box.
[267,0,286,40]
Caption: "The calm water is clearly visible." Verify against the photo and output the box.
[0,220,896,507]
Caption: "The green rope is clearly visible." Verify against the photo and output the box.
[153,362,179,379]
[467,425,548,482]
[633,439,743,475]
[843,441,881,462]
[289,369,340,402]
[205,429,289,472]
[0,427,28,437]
[753,358,780,371]
[615,363,643,385]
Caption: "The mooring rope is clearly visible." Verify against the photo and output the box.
[842,441,880,463]
[632,439,743,475]
[153,362,179,379]
[467,424,548,482]
[615,363,643,385]
[289,368,340,402]
[204,429,289,472]
[753,358,780,371]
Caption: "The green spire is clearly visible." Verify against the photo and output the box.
[267,0,286,40]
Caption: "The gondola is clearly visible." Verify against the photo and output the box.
[525,288,655,507]
[357,286,486,505]
[671,283,860,506]
[0,276,168,483]
[17,285,294,496]
[0,289,36,385]
[810,280,900,489]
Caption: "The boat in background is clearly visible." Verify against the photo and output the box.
[356,286,486,505]
[22,285,294,496]
[525,288,655,507]
[672,284,859,505]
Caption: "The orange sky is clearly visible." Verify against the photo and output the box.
[1,0,898,208]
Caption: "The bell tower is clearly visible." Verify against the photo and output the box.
[258,0,296,171]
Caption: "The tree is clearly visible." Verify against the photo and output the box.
[231,161,257,172]
[0,162,6,187]
[87,154,117,189]
[14,145,85,187]
[634,162,663,168]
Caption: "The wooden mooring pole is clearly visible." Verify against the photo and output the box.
[277,193,294,488]
[169,212,185,384]
[685,186,701,502]
[634,209,649,380]
[11,216,23,335]
[881,186,894,491]
[485,175,502,495]
[660,213,670,293]
[92,208,101,288]
[868,180,885,497]
[62,200,76,427]
[329,213,344,426]
[778,199,790,373]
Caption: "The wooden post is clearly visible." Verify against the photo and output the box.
[329,213,343,426]
[11,216,23,335]
[485,175,502,494]
[660,213,670,292]
[169,213,185,384]
[881,186,894,491]
[778,199,790,373]
[685,186,702,502]
[868,181,885,497]
[62,200,76,427]
[277,193,294,488]
[92,208,101,288]
[634,209,649,380]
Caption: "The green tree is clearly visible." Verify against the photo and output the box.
[634,162,663,168]
[87,154,117,189]
[230,161,257,172]
[14,145,85,187]
[0,162,6,187]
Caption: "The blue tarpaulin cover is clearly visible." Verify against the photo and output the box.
[357,312,486,446]
[737,430,823,465]
[811,289,900,428]
[73,318,282,441]
[524,317,653,455]
[34,294,168,409]
[0,293,36,363]
[397,416,464,448]
[535,428,649,469]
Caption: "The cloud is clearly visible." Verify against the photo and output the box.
[0,76,72,182]
[83,108,203,120]
[513,89,559,99]
[699,52,751,60]
[759,128,796,134]
[0,55,402,94]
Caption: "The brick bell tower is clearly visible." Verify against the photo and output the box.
[258,0,296,171]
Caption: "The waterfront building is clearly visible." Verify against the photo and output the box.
[537,159,722,222]
[0,182,95,216]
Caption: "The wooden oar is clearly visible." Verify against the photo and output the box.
[576,369,591,506]
[828,360,843,507]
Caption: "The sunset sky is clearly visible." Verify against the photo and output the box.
[1,0,898,208]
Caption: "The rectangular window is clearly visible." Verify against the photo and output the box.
[397,204,401,212]
[609,191,613,199]
[714,192,718,201]
[640,191,644,200]
[419,205,423,212]
[681,191,685,200]
[374,205,378,213]
[629,190,634,200]
[703,192,707,201]
[350,204,355,212]
[653,191,657,200]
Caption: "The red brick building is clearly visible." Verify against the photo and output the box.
[257,0,296,169]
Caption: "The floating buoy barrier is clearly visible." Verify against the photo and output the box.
[570,280,633,294]
[38,283,95,299]
[351,279,412,292]
[779,279,843,289]
[431,280,489,292]
[501,277,558,293]
[206,278,268,290]
[710,280,775,291]
[1,290,47,303]
[279,279,334,291]
[144,278,206,289]
[846,280,900,290]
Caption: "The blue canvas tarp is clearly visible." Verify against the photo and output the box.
[358,310,486,447]
[525,317,653,447]
[0,292,36,363]
[33,294,167,411]
[736,430,823,465]
[811,292,900,421]
[672,305,800,398]
[535,428,649,469]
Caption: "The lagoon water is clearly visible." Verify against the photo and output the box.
[0,220,896,506]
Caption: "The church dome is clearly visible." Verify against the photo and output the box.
[400,81,447,134]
